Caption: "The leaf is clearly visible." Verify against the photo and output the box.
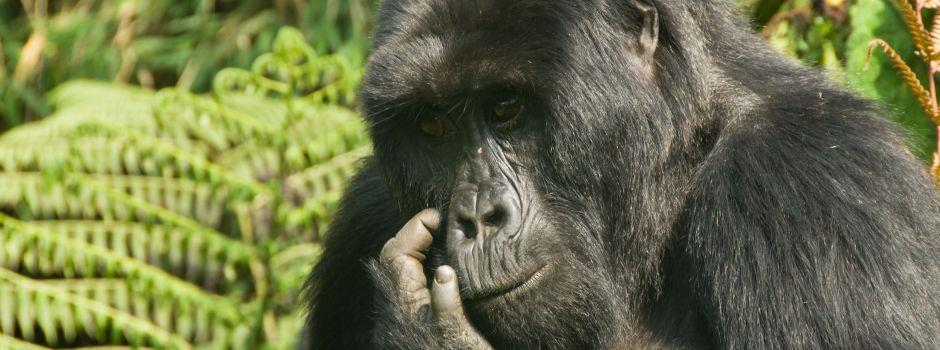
[867,39,938,122]
[845,0,937,161]
[0,267,194,349]
[0,25,369,349]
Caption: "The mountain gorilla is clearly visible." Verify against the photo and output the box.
[300,0,940,348]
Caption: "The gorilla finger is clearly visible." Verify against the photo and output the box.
[431,266,469,324]
[380,209,441,262]
[393,256,430,294]
[399,209,441,254]
[372,258,431,316]
[432,266,493,349]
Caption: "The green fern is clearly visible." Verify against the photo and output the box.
[0,27,369,349]
[0,267,197,349]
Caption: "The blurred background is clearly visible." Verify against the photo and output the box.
[0,0,937,349]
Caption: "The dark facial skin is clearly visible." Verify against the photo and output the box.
[360,2,637,347]
[367,63,618,348]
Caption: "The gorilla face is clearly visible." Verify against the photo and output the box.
[358,1,662,346]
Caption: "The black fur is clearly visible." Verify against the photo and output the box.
[300,0,940,348]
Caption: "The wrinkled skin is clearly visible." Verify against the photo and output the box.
[376,209,491,349]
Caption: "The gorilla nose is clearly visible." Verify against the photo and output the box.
[448,182,519,241]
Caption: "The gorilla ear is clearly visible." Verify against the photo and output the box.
[629,0,659,57]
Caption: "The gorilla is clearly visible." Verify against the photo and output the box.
[300,0,940,348]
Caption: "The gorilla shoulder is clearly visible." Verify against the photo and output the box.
[680,87,940,349]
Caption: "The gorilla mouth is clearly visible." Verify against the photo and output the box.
[463,263,548,302]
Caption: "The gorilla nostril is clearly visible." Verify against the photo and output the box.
[483,208,506,228]
[457,218,478,239]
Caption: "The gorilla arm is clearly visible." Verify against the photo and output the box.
[371,209,492,349]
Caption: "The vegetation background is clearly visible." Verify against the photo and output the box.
[0,0,936,349]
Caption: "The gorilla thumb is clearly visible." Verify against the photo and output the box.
[431,266,493,349]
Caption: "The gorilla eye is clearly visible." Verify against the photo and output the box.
[494,97,523,122]
[418,116,448,137]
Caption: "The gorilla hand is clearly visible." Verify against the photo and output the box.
[373,209,492,349]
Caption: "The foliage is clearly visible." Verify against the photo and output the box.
[759,0,849,71]
[749,0,938,165]
[0,0,374,131]
[864,0,940,180]
[844,0,937,162]
[0,27,369,349]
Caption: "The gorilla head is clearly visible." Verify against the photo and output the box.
[303,0,940,349]
[361,1,679,346]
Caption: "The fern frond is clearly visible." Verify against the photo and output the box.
[1,279,147,340]
[214,142,282,181]
[65,174,272,311]
[0,172,256,284]
[2,278,243,346]
[0,173,241,240]
[154,90,282,151]
[214,106,368,179]
[0,215,245,326]
[70,173,256,264]
[268,243,322,302]
[931,6,940,56]
[0,82,163,143]
[0,267,194,349]
[216,92,289,125]
[0,172,229,226]
[45,81,155,119]
[868,39,939,122]
[0,173,71,219]
[18,222,231,288]
[276,147,368,239]
[213,28,361,109]
[0,24,366,349]
[0,137,209,173]
[0,333,51,350]
[282,107,369,171]
[82,175,230,227]
[279,189,343,241]
[890,0,935,56]
[68,125,270,197]
[283,146,370,205]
